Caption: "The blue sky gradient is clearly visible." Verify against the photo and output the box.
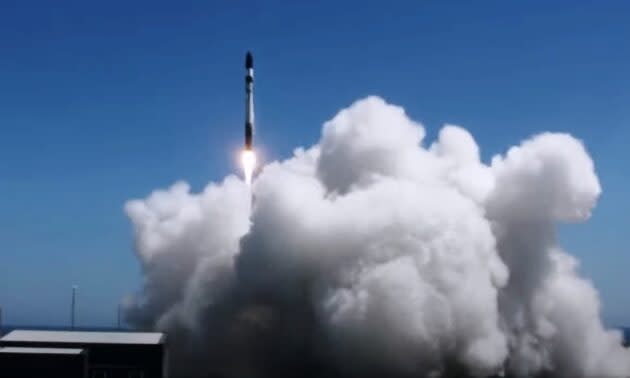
[1,1,629,326]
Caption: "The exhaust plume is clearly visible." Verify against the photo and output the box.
[241,149,257,186]
[124,96,630,378]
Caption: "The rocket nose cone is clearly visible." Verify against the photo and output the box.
[245,51,253,69]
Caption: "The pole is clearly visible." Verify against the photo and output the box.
[71,286,77,330]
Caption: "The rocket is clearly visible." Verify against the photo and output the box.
[244,51,254,150]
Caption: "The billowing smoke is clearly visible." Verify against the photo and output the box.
[124,96,630,378]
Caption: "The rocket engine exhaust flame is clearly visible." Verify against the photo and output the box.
[241,148,257,186]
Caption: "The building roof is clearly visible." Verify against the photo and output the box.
[0,347,85,355]
[0,330,165,345]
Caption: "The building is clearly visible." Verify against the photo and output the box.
[0,346,88,378]
[0,330,166,378]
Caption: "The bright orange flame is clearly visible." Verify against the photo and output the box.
[241,149,257,186]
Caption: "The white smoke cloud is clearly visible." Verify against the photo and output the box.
[124,96,630,378]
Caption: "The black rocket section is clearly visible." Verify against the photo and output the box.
[245,51,254,150]
[246,51,253,69]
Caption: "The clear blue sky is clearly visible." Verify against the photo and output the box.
[1,1,629,327]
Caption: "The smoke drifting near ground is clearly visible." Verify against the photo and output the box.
[124,97,630,378]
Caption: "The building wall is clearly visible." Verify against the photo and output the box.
[0,351,87,378]
[0,341,165,378]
